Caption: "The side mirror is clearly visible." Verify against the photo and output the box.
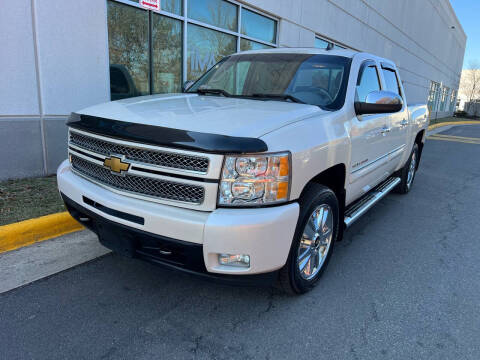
[183,80,195,92]
[355,90,403,115]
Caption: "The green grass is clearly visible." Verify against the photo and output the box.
[429,116,480,126]
[0,176,65,226]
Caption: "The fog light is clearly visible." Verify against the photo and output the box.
[218,254,250,267]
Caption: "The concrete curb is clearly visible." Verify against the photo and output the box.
[428,120,480,131]
[0,212,84,254]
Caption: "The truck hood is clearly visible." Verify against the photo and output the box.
[78,93,323,138]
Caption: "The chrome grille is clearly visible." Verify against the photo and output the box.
[71,155,205,204]
[69,131,209,173]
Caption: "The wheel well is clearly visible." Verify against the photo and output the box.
[303,164,346,240]
[415,130,425,146]
[306,164,346,200]
[415,130,425,165]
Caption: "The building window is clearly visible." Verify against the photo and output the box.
[188,0,237,31]
[240,38,274,51]
[428,81,441,113]
[187,24,237,80]
[241,8,277,44]
[151,13,182,93]
[107,0,278,99]
[162,0,183,15]
[314,38,329,49]
[315,36,348,50]
[427,81,440,113]
[107,1,149,100]
[449,90,457,112]
[439,86,449,112]
[124,0,182,15]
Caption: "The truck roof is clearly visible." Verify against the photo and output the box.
[235,47,359,58]
[235,47,396,68]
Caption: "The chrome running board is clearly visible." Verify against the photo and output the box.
[344,177,401,228]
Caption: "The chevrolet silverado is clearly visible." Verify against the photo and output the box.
[58,48,428,294]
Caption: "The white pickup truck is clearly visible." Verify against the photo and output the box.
[58,48,428,294]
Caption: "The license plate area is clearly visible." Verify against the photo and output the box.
[97,221,137,257]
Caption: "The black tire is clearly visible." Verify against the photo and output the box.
[278,183,339,294]
[394,143,419,194]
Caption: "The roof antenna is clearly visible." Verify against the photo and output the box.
[326,43,335,51]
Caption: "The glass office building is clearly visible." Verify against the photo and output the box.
[1,0,467,179]
[107,0,278,99]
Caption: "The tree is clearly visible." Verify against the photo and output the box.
[459,61,480,113]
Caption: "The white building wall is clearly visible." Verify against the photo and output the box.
[0,0,44,179]
[34,0,110,173]
[0,0,109,180]
[35,0,110,115]
[0,0,40,116]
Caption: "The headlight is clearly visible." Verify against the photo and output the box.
[218,152,291,206]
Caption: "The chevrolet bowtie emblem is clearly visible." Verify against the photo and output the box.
[103,156,130,174]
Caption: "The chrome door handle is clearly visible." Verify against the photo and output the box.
[381,127,391,134]
[400,119,408,127]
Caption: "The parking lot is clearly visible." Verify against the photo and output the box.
[1,125,479,360]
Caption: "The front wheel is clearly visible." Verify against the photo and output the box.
[278,184,339,294]
[395,143,419,194]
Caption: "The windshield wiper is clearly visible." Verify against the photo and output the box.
[196,88,232,97]
[250,93,305,104]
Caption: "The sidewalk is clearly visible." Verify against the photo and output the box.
[0,229,109,294]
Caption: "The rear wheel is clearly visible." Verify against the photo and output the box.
[278,184,339,294]
[395,143,419,194]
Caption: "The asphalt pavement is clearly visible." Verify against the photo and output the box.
[1,125,480,360]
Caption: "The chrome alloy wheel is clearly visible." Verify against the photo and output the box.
[297,204,333,280]
[407,151,417,189]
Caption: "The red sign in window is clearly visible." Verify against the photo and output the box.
[140,0,160,11]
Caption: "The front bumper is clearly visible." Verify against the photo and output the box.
[57,160,299,279]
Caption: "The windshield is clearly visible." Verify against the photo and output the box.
[188,53,351,110]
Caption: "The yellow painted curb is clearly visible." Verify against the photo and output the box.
[0,212,84,253]
[428,120,480,131]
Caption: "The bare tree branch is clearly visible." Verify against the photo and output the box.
[459,60,480,109]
